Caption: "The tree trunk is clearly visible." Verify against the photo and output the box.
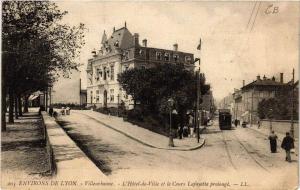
[23,95,29,113]
[14,94,18,119]
[2,85,7,131]
[45,90,48,111]
[18,95,22,116]
[8,88,14,123]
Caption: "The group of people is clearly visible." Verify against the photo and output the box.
[176,111,209,139]
[60,107,71,115]
[268,131,295,162]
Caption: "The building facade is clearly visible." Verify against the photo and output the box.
[238,74,290,124]
[86,23,194,109]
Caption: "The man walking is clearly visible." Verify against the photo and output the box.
[281,132,294,162]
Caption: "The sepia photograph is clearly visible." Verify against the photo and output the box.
[1,1,299,190]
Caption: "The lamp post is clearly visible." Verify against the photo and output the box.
[168,98,175,147]
[291,68,295,138]
[194,58,201,143]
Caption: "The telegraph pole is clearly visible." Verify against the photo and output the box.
[196,65,201,143]
[291,68,295,138]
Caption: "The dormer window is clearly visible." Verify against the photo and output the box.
[156,52,162,60]
[164,53,170,61]
[185,56,191,63]
[114,40,119,47]
[174,54,179,62]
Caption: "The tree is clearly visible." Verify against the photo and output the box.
[118,63,210,126]
[258,96,297,120]
[2,1,85,130]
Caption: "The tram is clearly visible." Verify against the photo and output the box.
[218,109,232,130]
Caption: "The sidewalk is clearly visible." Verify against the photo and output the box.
[2,110,50,187]
[73,110,205,151]
[246,125,298,154]
[42,112,108,181]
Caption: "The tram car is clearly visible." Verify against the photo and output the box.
[218,109,232,130]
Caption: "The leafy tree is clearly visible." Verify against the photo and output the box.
[258,96,298,120]
[118,63,210,126]
[2,1,85,130]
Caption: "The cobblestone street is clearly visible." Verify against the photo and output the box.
[56,110,298,189]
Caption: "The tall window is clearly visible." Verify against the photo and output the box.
[103,67,107,80]
[110,89,114,102]
[156,52,162,60]
[90,91,93,104]
[164,53,170,61]
[174,54,179,62]
[110,65,114,80]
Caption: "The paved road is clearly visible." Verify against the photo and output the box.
[56,111,298,189]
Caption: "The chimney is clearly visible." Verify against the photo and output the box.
[272,76,275,81]
[242,80,245,87]
[142,39,147,47]
[173,43,178,51]
[133,33,139,46]
[280,73,284,83]
[256,75,261,81]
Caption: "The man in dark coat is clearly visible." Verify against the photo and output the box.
[281,132,295,162]
[268,131,278,153]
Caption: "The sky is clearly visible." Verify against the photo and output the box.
[57,1,299,101]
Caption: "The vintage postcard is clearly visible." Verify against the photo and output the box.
[1,1,299,190]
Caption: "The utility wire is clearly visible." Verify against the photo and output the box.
[246,2,257,30]
[250,1,261,32]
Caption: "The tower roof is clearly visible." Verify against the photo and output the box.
[101,30,107,44]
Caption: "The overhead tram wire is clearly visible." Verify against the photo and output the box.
[246,1,257,30]
[232,2,262,70]
[230,2,258,72]
[250,1,261,32]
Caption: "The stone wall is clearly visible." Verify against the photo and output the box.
[261,119,298,138]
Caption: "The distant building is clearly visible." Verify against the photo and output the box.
[232,88,242,120]
[80,89,87,106]
[218,93,234,115]
[51,70,82,105]
[237,73,291,124]
[86,23,194,109]
[202,90,214,114]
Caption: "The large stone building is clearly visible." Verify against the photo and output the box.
[86,23,194,109]
[235,74,291,124]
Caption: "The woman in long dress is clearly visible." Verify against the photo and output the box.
[268,130,278,153]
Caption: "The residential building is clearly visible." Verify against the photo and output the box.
[238,74,290,124]
[86,23,194,109]
[232,88,243,120]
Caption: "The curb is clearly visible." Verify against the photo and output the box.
[42,111,107,178]
[77,111,206,151]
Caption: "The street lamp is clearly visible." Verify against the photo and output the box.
[194,58,201,143]
[167,98,175,147]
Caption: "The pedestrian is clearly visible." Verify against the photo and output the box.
[183,125,189,137]
[281,132,295,162]
[66,106,70,115]
[49,106,54,117]
[257,119,261,129]
[234,119,238,128]
[268,130,278,153]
